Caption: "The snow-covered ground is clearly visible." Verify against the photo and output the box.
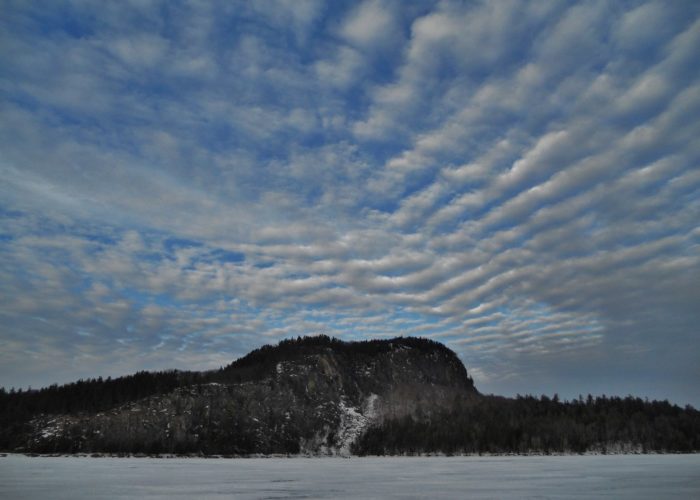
[1,453,699,499]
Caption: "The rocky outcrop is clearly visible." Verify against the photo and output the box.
[21,336,478,455]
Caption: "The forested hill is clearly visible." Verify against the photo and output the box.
[0,336,476,454]
[0,335,473,420]
[1,335,699,455]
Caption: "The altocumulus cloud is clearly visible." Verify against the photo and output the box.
[1,1,699,405]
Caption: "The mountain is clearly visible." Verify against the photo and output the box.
[1,335,699,456]
[0,336,478,455]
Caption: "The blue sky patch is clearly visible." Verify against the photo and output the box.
[1,0,699,407]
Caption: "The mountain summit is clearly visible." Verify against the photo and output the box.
[5,336,478,455]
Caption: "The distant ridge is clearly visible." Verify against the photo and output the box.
[1,336,698,455]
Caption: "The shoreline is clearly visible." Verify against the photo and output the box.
[3,449,698,459]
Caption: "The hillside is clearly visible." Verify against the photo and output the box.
[1,336,477,455]
[1,335,698,456]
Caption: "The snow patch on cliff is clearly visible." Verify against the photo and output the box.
[336,394,379,456]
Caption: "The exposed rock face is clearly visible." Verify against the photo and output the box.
[23,336,478,455]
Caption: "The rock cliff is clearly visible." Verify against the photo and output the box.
[21,336,478,455]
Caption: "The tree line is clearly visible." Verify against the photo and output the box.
[353,393,700,455]
[0,370,206,450]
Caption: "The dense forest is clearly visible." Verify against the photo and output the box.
[0,336,433,415]
[353,394,700,455]
[0,371,201,417]
[0,370,204,451]
[0,335,476,454]
[1,335,699,455]
[0,334,459,421]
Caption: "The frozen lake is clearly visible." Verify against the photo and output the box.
[1,454,699,499]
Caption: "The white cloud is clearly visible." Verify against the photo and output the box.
[109,34,170,67]
[340,0,399,51]
[314,46,365,89]
[1,1,699,406]
[615,1,678,52]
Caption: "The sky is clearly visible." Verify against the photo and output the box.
[1,1,699,406]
